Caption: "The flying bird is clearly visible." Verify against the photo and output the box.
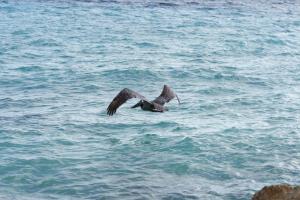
[107,85,180,116]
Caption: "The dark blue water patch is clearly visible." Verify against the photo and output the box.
[276,52,298,57]
[225,40,248,54]
[105,137,121,146]
[186,1,200,6]
[156,2,179,7]
[162,162,190,175]
[220,65,238,72]
[0,97,14,104]
[195,6,217,11]
[19,83,50,91]
[213,73,271,88]
[170,52,201,59]
[193,21,209,27]
[15,113,45,122]
[94,121,179,130]
[167,67,230,81]
[214,73,239,81]
[14,65,43,73]
[82,84,101,92]
[135,42,160,48]
[259,164,286,176]
[265,115,297,125]
[188,57,205,64]
[11,29,32,36]
[63,121,181,137]
[78,0,120,5]
[162,193,199,200]
[133,133,169,146]
[144,1,180,8]
[53,139,75,146]
[101,68,164,83]
[0,141,33,149]
[265,38,286,46]
[23,52,45,59]
[29,39,60,47]
[172,126,197,132]
[202,168,233,181]
[0,98,37,109]
[0,3,18,13]
[198,103,221,112]
[224,192,251,200]
[197,87,240,96]
[167,68,196,79]
[169,68,201,81]
[231,97,265,107]
[293,21,300,26]
[39,0,260,10]
[0,157,64,177]
[161,137,201,155]
[245,79,269,87]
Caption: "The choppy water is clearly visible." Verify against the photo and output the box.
[1,0,300,199]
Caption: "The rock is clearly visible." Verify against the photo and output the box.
[252,184,300,200]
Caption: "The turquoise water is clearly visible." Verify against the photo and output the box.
[1,0,300,199]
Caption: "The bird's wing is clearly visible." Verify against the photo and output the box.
[107,88,146,116]
[152,85,180,106]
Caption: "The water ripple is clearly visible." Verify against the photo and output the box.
[1,0,300,199]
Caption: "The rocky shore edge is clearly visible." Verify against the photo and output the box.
[252,184,300,200]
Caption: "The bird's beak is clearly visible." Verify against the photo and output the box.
[176,95,181,104]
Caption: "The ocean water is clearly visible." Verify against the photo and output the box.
[1,0,300,199]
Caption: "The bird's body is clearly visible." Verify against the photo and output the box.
[137,100,166,112]
[107,85,179,116]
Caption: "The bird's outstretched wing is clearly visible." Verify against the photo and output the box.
[152,85,180,106]
[107,88,146,116]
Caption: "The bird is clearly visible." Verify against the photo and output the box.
[107,85,180,116]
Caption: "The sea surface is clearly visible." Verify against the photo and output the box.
[1,0,300,199]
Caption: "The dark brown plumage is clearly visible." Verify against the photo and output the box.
[153,85,180,105]
[107,85,180,116]
[106,88,146,116]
